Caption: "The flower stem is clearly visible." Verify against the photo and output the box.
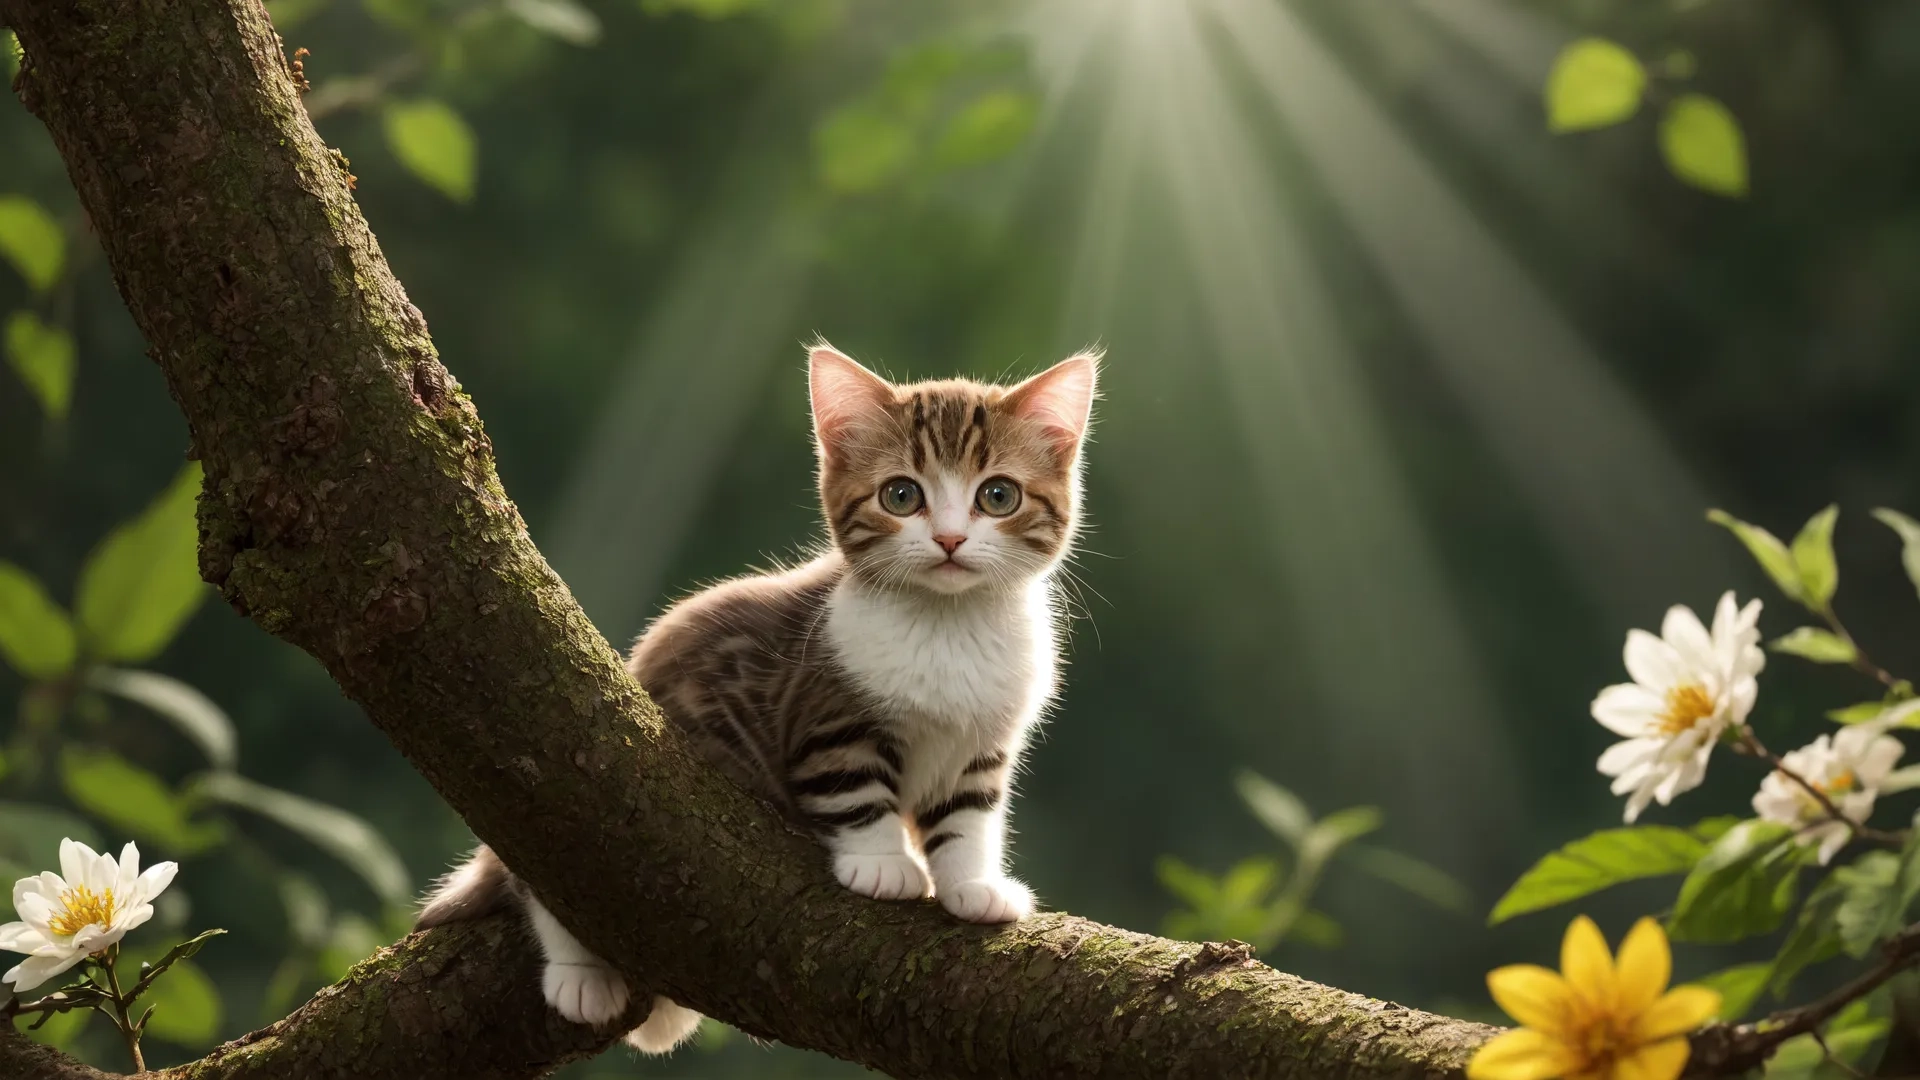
[1816,604,1903,691]
[101,947,145,1073]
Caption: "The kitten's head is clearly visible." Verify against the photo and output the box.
[808,340,1098,597]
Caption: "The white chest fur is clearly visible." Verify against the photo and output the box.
[825,579,1058,733]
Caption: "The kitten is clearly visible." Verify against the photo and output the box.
[415,341,1098,1054]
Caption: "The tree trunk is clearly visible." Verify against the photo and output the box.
[0,0,1501,1077]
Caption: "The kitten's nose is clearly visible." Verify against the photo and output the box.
[934,534,967,555]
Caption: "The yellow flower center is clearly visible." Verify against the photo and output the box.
[1568,1005,1638,1077]
[1656,684,1715,736]
[46,885,116,938]
[1819,770,1858,795]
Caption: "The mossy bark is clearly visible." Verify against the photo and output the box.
[0,1,1498,1077]
[2,918,616,1079]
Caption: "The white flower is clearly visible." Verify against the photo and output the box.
[0,839,177,994]
[1754,721,1906,864]
[1593,591,1765,823]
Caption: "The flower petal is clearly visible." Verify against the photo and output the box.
[15,891,54,929]
[134,860,178,905]
[14,871,63,916]
[1593,684,1664,738]
[1613,1037,1690,1080]
[1561,915,1617,1012]
[1614,918,1671,1016]
[57,838,90,886]
[1487,965,1579,1035]
[114,903,154,937]
[1661,604,1715,674]
[1598,739,1659,779]
[1631,985,1722,1043]
[1467,1028,1581,1080]
[3,949,85,994]
[117,842,142,896]
[1624,631,1687,694]
[0,920,44,953]
[85,847,118,895]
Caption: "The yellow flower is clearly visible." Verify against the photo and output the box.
[1469,915,1722,1080]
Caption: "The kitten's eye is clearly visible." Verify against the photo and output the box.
[879,478,924,516]
[975,478,1022,517]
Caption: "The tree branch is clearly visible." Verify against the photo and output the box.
[1,917,620,1078]
[0,0,1502,1077]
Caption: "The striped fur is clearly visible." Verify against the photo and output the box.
[415,341,1098,1051]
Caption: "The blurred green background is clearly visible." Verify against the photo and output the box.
[4,0,1919,1075]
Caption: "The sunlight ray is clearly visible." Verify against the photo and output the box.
[1212,0,1722,616]
[1036,0,1520,871]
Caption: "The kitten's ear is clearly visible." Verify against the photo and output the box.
[809,342,893,462]
[1005,350,1099,459]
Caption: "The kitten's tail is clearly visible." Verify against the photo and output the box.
[416,844,512,929]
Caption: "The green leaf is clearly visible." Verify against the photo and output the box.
[382,100,477,203]
[1709,510,1803,601]
[503,0,601,44]
[1155,856,1218,909]
[0,802,101,884]
[60,747,224,854]
[1218,856,1279,910]
[89,668,238,769]
[1881,765,1920,794]
[1871,508,1920,603]
[1235,771,1314,846]
[1831,700,1896,725]
[22,1003,91,1050]
[5,32,18,81]
[0,196,65,293]
[1835,819,1920,957]
[1659,93,1749,198]
[132,956,221,1047]
[75,462,207,662]
[1489,818,1736,925]
[931,91,1037,169]
[128,929,227,1003]
[1694,962,1770,1022]
[1769,874,1847,998]
[0,561,77,678]
[1544,38,1646,132]
[5,311,76,420]
[1770,627,1858,665]
[1669,820,1807,944]
[1345,844,1473,913]
[1766,999,1889,1078]
[813,104,915,195]
[195,772,410,904]
[1790,505,1840,608]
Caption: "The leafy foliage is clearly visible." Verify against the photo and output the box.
[75,463,207,663]
[1161,773,1467,952]
[0,562,77,679]
[1658,94,1749,199]
[1489,819,1735,924]
[382,100,478,203]
[5,310,75,420]
[1544,38,1645,132]
[1668,821,1807,943]
[0,194,65,292]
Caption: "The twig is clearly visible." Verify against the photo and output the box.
[1817,605,1903,692]
[1688,922,1920,1076]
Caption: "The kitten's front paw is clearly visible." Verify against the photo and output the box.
[833,852,933,901]
[940,877,1034,924]
[543,961,630,1028]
